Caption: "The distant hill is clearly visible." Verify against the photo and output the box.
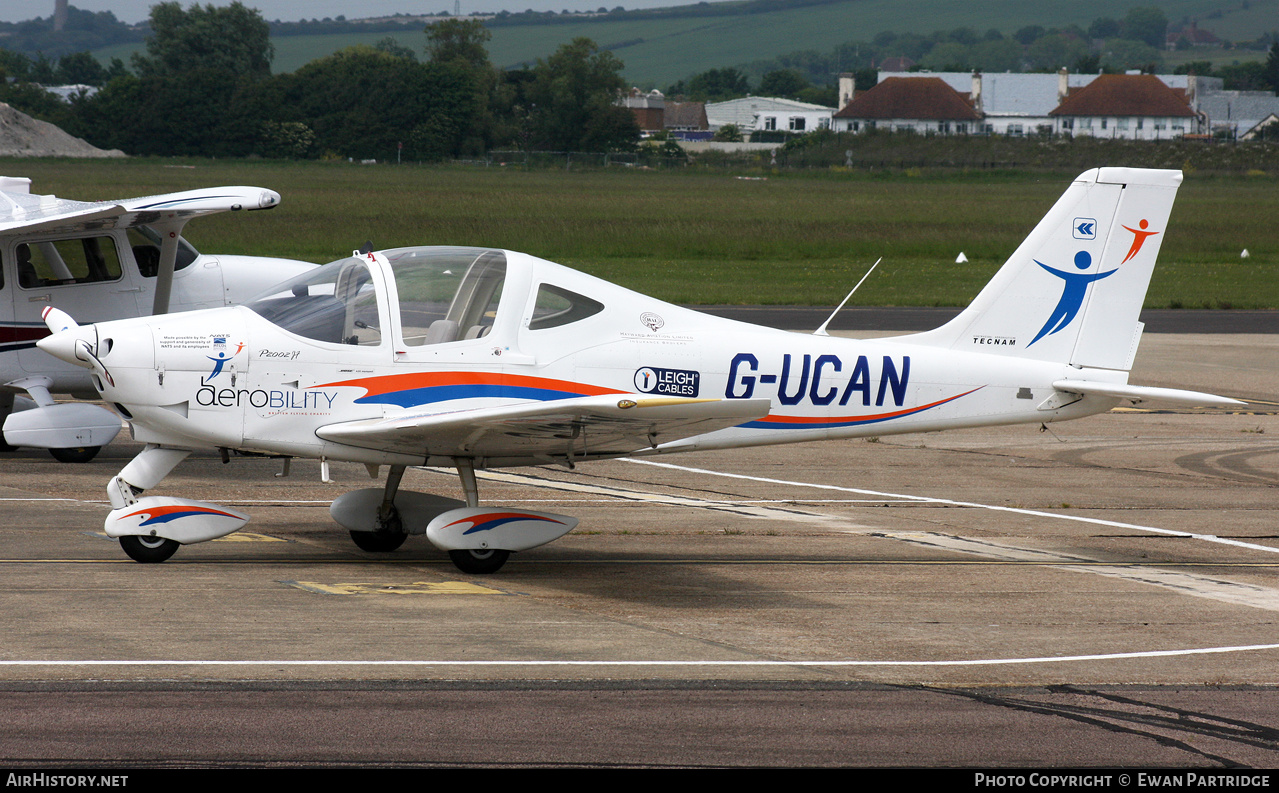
[88,0,1276,86]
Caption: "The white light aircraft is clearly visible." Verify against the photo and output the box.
[0,177,314,462]
[35,168,1241,572]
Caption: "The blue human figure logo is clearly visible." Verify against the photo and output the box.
[206,351,230,379]
[1028,251,1117,347]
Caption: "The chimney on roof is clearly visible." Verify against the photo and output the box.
[1058,67,1069,103]
[838,73,855,111]
[971,71,983,115]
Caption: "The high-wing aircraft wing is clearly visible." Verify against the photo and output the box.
[315,395,773,463]
[0,185,278,234]
[0,191,124,235]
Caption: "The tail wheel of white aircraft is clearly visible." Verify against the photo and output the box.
[349,530,408,553]
[448,548,510,574]
[120,535,180,563]
[49,446,100,464]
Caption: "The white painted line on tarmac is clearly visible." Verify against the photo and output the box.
[888,531,1279,612]
[1,643,1278,667]
[625,458,1279,555]
[445,467,865,528]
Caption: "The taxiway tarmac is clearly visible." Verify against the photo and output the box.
[0,333,1275,766]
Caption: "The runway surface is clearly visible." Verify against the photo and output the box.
[0,334,1276,767]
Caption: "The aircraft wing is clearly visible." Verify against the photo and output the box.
[0,192,125,235]
[0,186,280,236]
[315,395,773,462]
[113,186,280,226]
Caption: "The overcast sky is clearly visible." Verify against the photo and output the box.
[0,0,698,25]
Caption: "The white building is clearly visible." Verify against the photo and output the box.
[705,97,833,135]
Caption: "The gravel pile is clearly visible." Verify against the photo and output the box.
[0,102,125,158]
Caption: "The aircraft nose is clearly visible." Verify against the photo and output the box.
[37,325,97,369]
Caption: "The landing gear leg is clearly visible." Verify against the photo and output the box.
[107,445,193,564]
[348,464,409,552]
[446,457,510,574]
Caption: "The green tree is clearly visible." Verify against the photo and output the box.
[55,52,107,86]
[525,38,638,152]
[426,18,496,155]
[1088,17,1121,39]
[712,123,742,142]
[425,18,491,69]
[1264,42,1279,93]
[759,69,808,98]
[1098,38,1163,72]
[251,46,477,160]
[1121,7,1168,49]
[684,67,750,100]
[133,2,273,79]
[1026,33,1090,71]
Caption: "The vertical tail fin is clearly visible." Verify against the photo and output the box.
[899,168,1181,372]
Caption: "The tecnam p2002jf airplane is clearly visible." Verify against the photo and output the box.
[36,168,1240,573]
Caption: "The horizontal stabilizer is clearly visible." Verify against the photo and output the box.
[1052,380,1245,408]
[317,394,773,461]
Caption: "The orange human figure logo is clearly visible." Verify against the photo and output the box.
[1121,219,1160,264]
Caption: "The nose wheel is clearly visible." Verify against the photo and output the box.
[120,534,180,563]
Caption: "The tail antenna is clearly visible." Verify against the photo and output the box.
[814,257,882,337]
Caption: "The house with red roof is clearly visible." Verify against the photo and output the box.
[1049,74,1201,139]
[831,76,981,134]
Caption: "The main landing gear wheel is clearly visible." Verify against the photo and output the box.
[349,530,408,553]
[50,446,100,464]
[120,535,180,563]
[448,548,510,574]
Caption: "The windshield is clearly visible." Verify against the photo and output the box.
[245,256,382,346]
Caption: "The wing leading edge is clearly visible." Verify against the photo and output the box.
[315,395,773,463]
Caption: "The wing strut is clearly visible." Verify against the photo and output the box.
[150,218,190,315]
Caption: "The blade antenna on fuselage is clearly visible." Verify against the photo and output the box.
[358,241,374,255]
[814,257,882,337]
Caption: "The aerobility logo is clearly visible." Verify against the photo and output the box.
[1028,218,1159,348]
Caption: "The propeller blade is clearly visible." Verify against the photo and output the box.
[41,306,78,334]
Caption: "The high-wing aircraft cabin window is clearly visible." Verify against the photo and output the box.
[18,236,123,287]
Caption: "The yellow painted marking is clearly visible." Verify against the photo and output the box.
[211,532,287,544]
[283,580,505,596]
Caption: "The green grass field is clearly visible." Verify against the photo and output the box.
[8,158,1276,309]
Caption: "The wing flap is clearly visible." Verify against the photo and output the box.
[316,395,772,459]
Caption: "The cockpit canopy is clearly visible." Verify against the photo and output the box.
[245,246,606,349]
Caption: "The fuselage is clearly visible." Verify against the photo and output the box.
[72,248,1124,469]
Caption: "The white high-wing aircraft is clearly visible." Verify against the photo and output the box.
[0,176,314,462]
[36,168,1241,573]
